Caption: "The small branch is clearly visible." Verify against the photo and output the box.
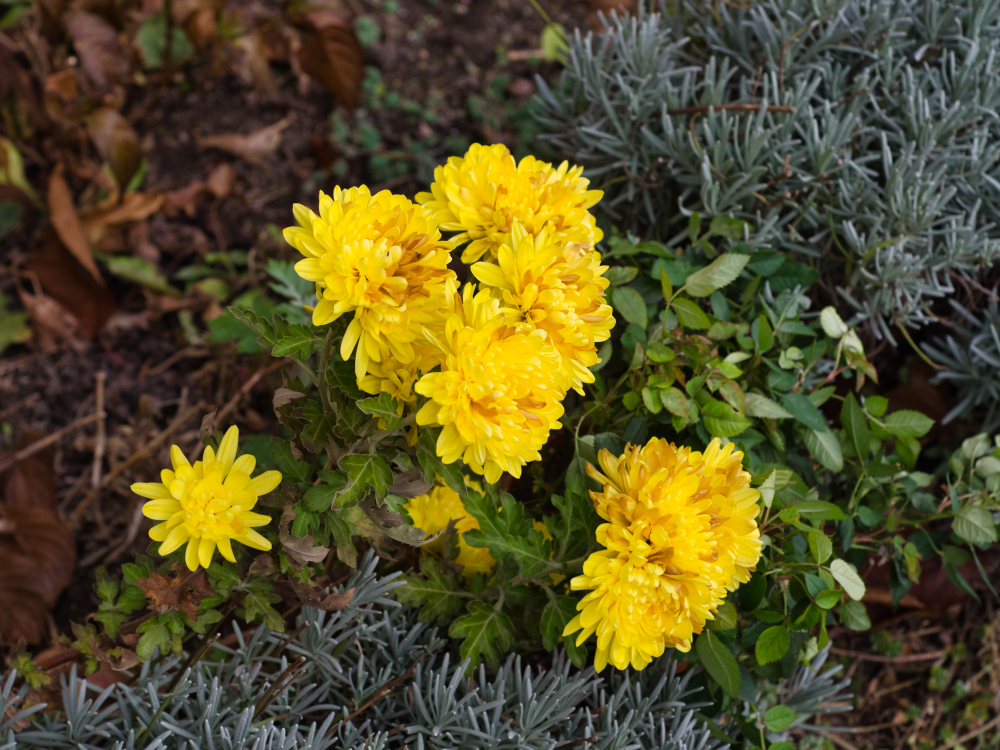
[0,413,100,475]
[937,713,1000,750]
[70,404,201,528]
[829,647,949,664]
[214,358,289,428]
[325,655,426,736]
[91,370,107,488]
[0,392,39,421]
[253,657,307,721]
[666,103,796,115]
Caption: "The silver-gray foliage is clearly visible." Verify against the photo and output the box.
[0,552,733,750]
[534,0,1000,353]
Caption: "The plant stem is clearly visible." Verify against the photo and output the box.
[317,327,335,414]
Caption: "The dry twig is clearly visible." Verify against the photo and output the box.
[0,412,100,475]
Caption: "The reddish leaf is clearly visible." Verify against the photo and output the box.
[198,118,290,164]
[136,565,213,621]
[24,230,116,340]
[206,163,237,198]
[86,107,141,190]
[298,10,363,107]
[48,163,102,282]
[291,581,356,612]
[65,11,130,91]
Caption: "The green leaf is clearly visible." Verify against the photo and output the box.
[450,601,516,671]
[813,589,842,609]
[641,387,662,414]
[753,314,774,352]
[672,298,710,329]
[416,426,465,494]
[605,266,639,286]
[547,491,600,561]
[839,599,871,631]
[97,253,180,297]
[808,532,833,564]
[696,630,741,698]
[136,12,194,69]
[397,560,465,625]
[755,625,790,665]
[540,595,587,668]
[793,500,846,522]
[337,453,394,506]
[539,22,568,62]
[463,492,551,578]
[611,286,648,329]
[683,253,750,297]
[136,617,172,661]
[781,393,828,432]
[804,427,844,471]
[270,316,318,359]
[241,580,284,632]
[764,705,797,732]
[706,601,737,631]
[745,393,792,419]
[302,472,348,512]
[841,393,870,459]
[701,399,750,437]
[830,559,866,600]
[327,359,364,400]
[708,214,749,239]
[953,506,998,545]
[865,395,888,417]
[270,437,312,482]
[357,392,402,431]
[646,343,675,363]
[883,410,934,439]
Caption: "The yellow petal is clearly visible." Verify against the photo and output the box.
[160,524,191,555]
[471,262,509,290]
[217,536,236,563]
[142,498,181,520]
[246,470,282,496]
[148,522,171,542]
[224,469,251,493]
[239,510,272,528]
[170,444,191,472]
[131,482,172,500]
[341,317,363,361]
[185,538,200,571]
[198,537,216,569]
[217,425,239,477]
[236,528,272,551]
[232,454,256,475]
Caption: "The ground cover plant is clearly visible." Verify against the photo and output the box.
[1,1,999,749]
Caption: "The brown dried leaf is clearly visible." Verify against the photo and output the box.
[206,162,237,198]
[81,192,165,246]
[273,387,306,408]
[48,163,101,282]
[162,181,208,218]
[298,11,363,108]
[24,230,116,340]
[65,10,129,91]
[198,118,290,165]
[18,289,83,349]
[3,441,56,513]
[234,30,278,94]
[89,634,140,671]
[279,505,330,566]
[291,581,356,611]
[388,468,433,499]
[86,107,141,190]
[136,565,213,621]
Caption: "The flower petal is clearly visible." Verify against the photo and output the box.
[142,498,181,521]
[170,444,191,472]
[198,537,216,569]
[246,470,282,496]
[217,425,239,477]
[235,528,272,551]
[132,482,171,500]
[232,454,256,476]
[159,524,191,555]
[217,537,236,563]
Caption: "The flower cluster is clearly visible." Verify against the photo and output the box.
[286,144,612,484]
[563,438,762,672]
[133,426,281,571]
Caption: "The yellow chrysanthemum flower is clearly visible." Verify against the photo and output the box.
[563,438,762,672]
[132,426,281,571]
[472,222,615,394]
[358,340,443,445]
[415,283,565,484]
[416,143,603,264]
[284,186,456,379]
[404,482,494,577]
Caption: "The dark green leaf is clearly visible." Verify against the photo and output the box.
[781,393,828,432]
[883,410,934,439]
[450,601,516,671]
[672,298,710,329]
[270,437,312,483]
[696,630,741,698]
[540,595,587,668]
[755,625,790,664]
[683,253,749,297]
[953,506,998,545]
[416,426,465,494]
[839,600,871,631]
[337,453,394,506]
[700,399,749,437]
[764,705,797,732]
[302,472,348,512]
[357,392,402,431]
[804,427,844,471]
[611,286,648,329]
[840,393,870,459]
[397,560,465,624]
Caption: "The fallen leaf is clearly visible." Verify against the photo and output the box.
[298,10,363,107]
[65,10,130,91]
[136,565,212,621]
[234,30,278,94]
[279,505,330,566]
[81,192,165,246]
[86,107,141,190]
[18,289,83,349]
[0,445,75,646]
[0,44,50,134]
[388,467,433,498]
[44,69,79,102]
[88,634,140,671]
[290,581,356,611]
[48,163,102,282]
[24,230,116,340]
[162,180,208,217]
[198,118,290,164]
[206,162,237,199]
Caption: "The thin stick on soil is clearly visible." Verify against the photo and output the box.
[91,370,107,488]
[214,358,289,428]
[0,412,100,474]
[829,647,949,664]
[325,655,426,736]
[666,103,797,115]
[0,392,39,421]
[70,404,202,528]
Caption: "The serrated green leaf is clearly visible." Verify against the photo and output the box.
[781,393,828,432]
[696,630,741,698]
[357,392,403,431]
[745,393,792,419]
[397,559,465,624]
[416,426,465,494]
[270,316,319,359]
[269,437,312,482]
[841,393,870,459]
[830,559,866,600]
[611,286,647,329]
[463,492,551,578]
[450,601,515,671]
[241,580,284,632]
[701,399,749,437]
[755,625,790,665]
[540,595,587,668]
[302,472,348,512]
[753,314,774,352]
[708,214,749,239]
[793,500,846,522]
[953,506,998,545]
[883,410,934,439]
[672,298,710,329]
[706,601,737,631]
[804,427,843,471]
[337,453,394,506]
[808,532,833,564]
[839,599,871,631]
[764,705,797,732]
[683,253,750,297]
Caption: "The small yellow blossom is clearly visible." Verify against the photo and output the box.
[472,222,615,394]
[404,482,494,577]
[563,438,762,672]
[285,186,456,379]
[416,143,603,264]
[415,283,565,484]
[132,426,281,571]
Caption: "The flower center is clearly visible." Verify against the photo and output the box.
[182,478,244,539]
